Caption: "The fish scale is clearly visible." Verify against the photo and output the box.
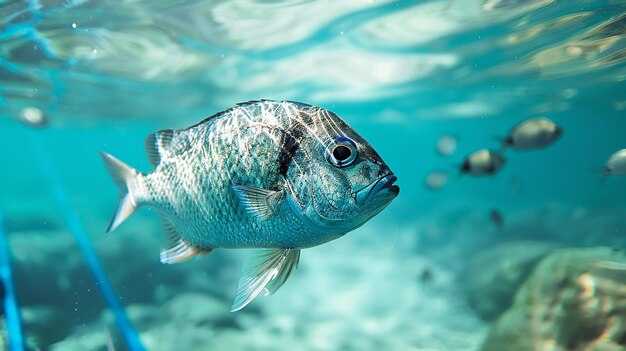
[100,100,399,311]
[133,103,315,248]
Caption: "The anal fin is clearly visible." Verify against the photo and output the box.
[160,239,212,264]
[230,248,300,312]
[158,214,211,264]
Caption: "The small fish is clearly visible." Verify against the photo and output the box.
[603,149,626,176]
[18,107,48,128]
[419,268,433,284]
[499,117,563,151]
[425,171,448,191]
[489,208,504,229]
[100,100,399,312]
[436,134,457,157]
[460,149,506,176]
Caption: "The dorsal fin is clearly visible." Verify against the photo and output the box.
[182,102,263,132]
[236,100,264,107]
[144,129,174,167]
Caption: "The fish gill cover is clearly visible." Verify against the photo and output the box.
[0,0,626,350]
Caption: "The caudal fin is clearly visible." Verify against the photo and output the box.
[100,151,140,232]
[493,136,509,153]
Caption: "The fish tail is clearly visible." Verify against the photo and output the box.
[493,135,508,153]
[100,151,141,233]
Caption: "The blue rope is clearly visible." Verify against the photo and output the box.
[31,135,147,351]
[0,212,26,351]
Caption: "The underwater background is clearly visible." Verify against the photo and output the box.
[2,0,626,350]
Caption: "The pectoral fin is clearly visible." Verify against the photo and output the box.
[230,248,300,312]
[232,185,284,220]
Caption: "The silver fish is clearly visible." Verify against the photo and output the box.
[18,107,49,128]
[425,171,448,191]
[501,117,563,150]
[460,149,506,176]
[100,100,399,311]
[436,134,457,157]
[604,149,626,176]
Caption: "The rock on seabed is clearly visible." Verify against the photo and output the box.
[481,247,626,351]
[463,241,554,321]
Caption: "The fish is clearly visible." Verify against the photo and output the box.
[489,208,504,229]
[603,149,626,176]
[499,117,563,151]
[419,268,433,284]
[425,171,448,191]
[460,149,506,176]
[436,134,457,157]
[100,100,399,312]
[18,107,49,128]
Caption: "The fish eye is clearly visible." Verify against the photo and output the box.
[325,137,358,168]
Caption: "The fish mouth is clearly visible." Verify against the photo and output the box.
[355,174,400,206]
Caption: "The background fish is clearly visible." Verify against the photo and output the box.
[100,100,399,311]
[437,134,458,157]
[18,107,48,128]
[460,149,506,176]
[425,171,449,191]
[489,208,504,229]
[604,149,626,176]
[499,117,563,151]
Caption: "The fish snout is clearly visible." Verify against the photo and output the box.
[355,174,399,206]
[555,127,564,137]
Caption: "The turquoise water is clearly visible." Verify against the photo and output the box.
[1,1,626,350]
